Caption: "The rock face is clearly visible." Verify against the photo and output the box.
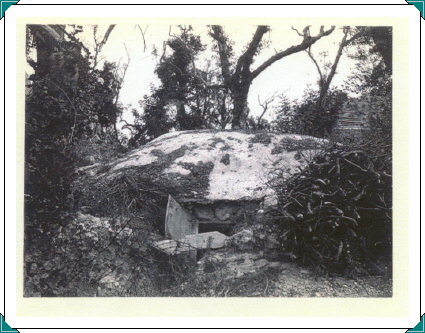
[225,224,281,251]
[82,130,325,210]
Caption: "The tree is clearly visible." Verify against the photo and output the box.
[91,25,116,69]
[306,27,349,112]
[127,24,337,141]
[273,26,391,138]
[124,26,208,145]
[345,26,392,141]
[25,25,124,230]
[127,26,237,146]
[246,94,276,130]
[208,25,336,128]
[154,25,207,130]
[351,26,392,73]
[273,88,348,137]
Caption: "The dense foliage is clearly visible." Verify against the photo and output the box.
[270,29,392,274]
[24,26,127,295]
[127,26,235,146]
[24,212,169,296]
[25,26,123,224]
[273,88,348,137]
[270,140,392,275]
[346,40,392,141]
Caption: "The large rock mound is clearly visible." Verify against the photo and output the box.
[78,130,326,208]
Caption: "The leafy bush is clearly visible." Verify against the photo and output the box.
[24,213,165,296]
[24,26,131,296]
[272,89,348,138]
[25,27,124,231]
[270,144,392,275]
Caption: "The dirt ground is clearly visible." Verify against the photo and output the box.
[164,252,392,297]
[204,266,392,298]
[263,262,392,297]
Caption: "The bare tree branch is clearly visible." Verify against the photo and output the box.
[159,41,167,63]
[113,43,131,106]
[92,24,116,68]
[291,26,304,37]
[306,46,325,88]
[250,25,335,80]
[137,24,149,52]
[258,93,277,108]
[100,25,116,47]
[306,27,350,109]
[257,92,277,125]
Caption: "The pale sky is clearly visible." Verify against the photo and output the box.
[76,23,358,124]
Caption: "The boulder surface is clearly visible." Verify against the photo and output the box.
[80,130,326,206]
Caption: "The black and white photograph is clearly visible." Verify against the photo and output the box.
[23,21,393,298]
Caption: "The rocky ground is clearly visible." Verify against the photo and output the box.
[95,254,392,297]
[93,245,392,298]
[165,248,392,297]
[267,266,392,297]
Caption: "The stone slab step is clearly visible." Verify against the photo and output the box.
[152,231,228,255]
[152,239,194,255]
[182,231,228,249]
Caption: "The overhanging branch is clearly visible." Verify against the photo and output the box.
[250,25,335,80]
[235,25,270,75]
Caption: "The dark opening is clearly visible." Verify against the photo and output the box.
[198,222,234,236]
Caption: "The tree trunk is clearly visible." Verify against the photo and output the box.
[231,86,250,129]
[175,100,190,130]
[318,84,328,110]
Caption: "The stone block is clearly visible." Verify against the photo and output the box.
[193,205,215,220]
[214,203,234,221]
[165,195,198,240]
[152,239,195,255]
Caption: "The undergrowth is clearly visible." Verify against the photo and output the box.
[270,135,392,275]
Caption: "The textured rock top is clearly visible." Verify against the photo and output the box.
[87,130,326,205]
